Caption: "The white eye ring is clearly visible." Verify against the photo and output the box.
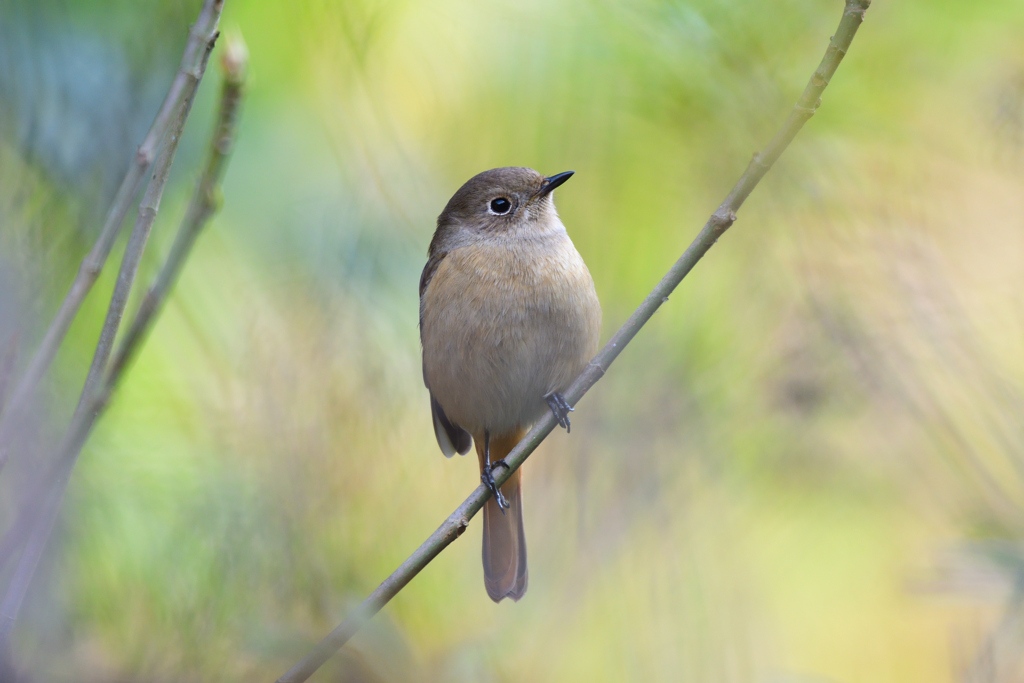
[488,197,512,215]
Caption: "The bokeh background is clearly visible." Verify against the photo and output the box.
[2,0,1024,680]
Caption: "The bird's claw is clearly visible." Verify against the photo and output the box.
[481,460,509,513]
[545,392,574,433]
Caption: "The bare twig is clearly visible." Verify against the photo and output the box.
[0,39,245,650]
[0,335,17,419]
[276,2,871,681]
[0,35,247,588]
[0,61,208,657]
[0,22,245,663]
[0,0,225,472]
[107,33,248,385]
[77,79,206,411]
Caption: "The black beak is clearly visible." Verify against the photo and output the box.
[536,171,574,198]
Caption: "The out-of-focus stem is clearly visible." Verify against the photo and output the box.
[107,33,247,386]
[276,2,871,682]
[0,34,246,654]
[0,336,17,419]
[76,83,203,413]
[0,0,225,473]
[0,68,203,657]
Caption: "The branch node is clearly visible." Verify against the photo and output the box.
[220,32,249,84]
[794,103,817,117]
[586,358,607,379]
[80,258,102,279]
[202,186,223,213]
[710,210,736,232]
[845,1,870,19]
[135,145,154,168]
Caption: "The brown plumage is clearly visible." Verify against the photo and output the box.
[420,167,601,603]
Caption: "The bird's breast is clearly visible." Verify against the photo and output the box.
[421,234,601,435]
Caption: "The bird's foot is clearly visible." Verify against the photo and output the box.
[545,392,574,433]
[481,461,509,513]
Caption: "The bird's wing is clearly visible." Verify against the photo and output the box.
[419,244,449,331]
[421,244,471,456]
[430,391,471,457]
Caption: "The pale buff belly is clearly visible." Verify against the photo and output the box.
[421,237,601,437]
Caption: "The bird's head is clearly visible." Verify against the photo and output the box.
[437,167,574,238]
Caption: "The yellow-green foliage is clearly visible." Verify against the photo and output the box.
[4,0,1024,681]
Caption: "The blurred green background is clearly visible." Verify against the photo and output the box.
[3,0,1024,680]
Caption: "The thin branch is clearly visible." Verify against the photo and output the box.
[0,35,247,654]
[107,33,248,385]
[0,0,225,472]
[276,1,871,681]
[76,76,206,412]
[0,39,247,592]
[0,335,17,420]
[0,65,205,657]
[0,27,244,666]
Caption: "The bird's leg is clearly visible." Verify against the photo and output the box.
[545,392,574,433]
[480,430,509,513]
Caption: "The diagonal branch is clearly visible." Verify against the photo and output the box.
[74,60,209,412]
[0,0,225,473]
[0,336,17,419]
[106,34,248,387]
[0,49,211,658]
[0,35,247,654]
[276,1,871,681]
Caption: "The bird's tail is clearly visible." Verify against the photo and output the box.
[476,429,528,602]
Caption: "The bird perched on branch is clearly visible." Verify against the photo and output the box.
[420,167,601,602]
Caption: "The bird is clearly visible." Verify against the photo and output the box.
[420,167,601,602]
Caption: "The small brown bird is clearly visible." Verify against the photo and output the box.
[420,167,601,602]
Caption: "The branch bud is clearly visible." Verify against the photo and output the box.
[220,31,249,85]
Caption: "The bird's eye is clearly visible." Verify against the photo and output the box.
[489,197,512,215]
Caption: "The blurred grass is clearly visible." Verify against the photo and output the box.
[3,0,1024,680]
